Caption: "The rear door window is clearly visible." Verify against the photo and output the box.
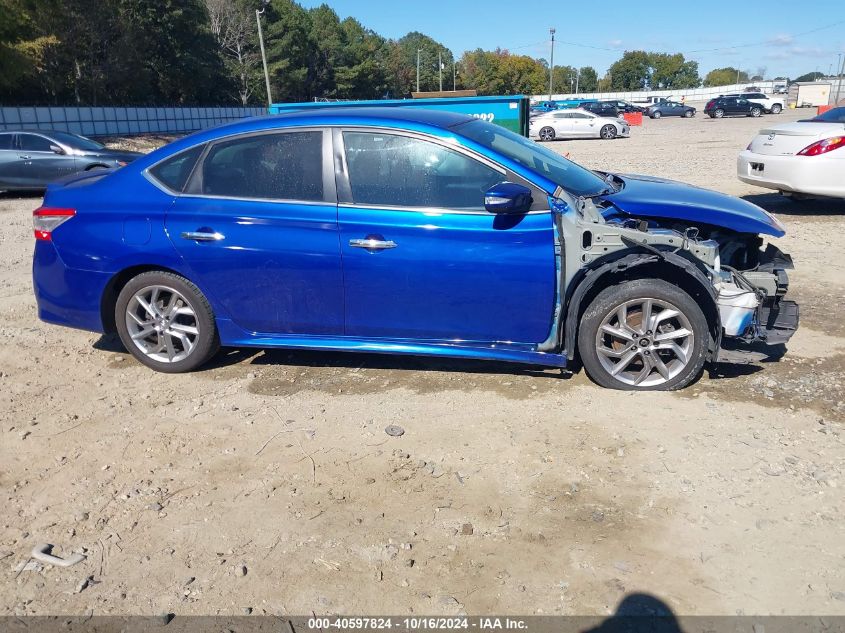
[196,131,324,202]
[0,134,13,150]
[19,134,54,152]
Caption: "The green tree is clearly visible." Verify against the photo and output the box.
[794,71,824,82]
[578,66,598,92]
[649,53,700,89]
[608,50,651,90]
[387,31,452,95]
[0,0,58,96]
[703,67,749,86]
[264,0,314,101]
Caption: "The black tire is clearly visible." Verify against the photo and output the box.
[684,109,694,118]
[713,109,724,118]
[115,270,219,373]
[600,124,617,139]
[538,126,555,141]
[577,279,709,391]
[651,110,662,119]
[770,104,782,114]
[750,107,762,117]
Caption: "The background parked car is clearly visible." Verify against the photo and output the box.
[738,106,845,199]
[722,92,784,114]
[580,101,620,118]
[529,108,630,141]
[704,97,763,119]
[646,101,696,119]
[0,130,141,191]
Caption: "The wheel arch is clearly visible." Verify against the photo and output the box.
[100,264,186,334]
[561,250,722,363]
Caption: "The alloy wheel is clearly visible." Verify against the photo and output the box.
[594,297,694,387]
[125,285,200,363]
[539,127,555,141]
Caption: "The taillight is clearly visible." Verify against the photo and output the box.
[33,207,75,241]
[797,136,845,156]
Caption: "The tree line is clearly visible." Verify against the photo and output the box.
[0,0,797,107]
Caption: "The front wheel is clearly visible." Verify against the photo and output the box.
[115,271,219,373]
[600,124,617,139]
[577,279,709,390]
[651,111,662,119]
[538,126,555,141]
[684,109,694,118]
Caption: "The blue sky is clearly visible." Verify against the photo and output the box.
[297,0,845,79]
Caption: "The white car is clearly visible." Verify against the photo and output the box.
[529,108,630,141]
[737,106,845,198]
[723,92,784,114]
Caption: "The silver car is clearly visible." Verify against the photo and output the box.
[529,108,630,141]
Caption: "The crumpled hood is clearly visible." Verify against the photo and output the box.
[601,173,785,237]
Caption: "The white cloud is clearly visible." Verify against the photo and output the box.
[767,34,794,45]
[608,39,623,48]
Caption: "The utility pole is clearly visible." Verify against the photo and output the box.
[416,49,421,93]
[453,60,457,91]
[575,68,579,94]
[255,2,272,108]
[439,51,443,92]
[736,67,740,87]
[549,28,555,101]
[836,52,845,105]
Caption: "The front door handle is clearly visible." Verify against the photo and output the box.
[18,155,31,160]
[181,231,225,242]
[349,237,397,251]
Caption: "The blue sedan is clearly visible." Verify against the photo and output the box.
[32,107,798,390]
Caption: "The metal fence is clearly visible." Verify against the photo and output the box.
[0,106,267,137]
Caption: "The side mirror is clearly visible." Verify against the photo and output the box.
[49,145,65,155]
[484,182,533,215]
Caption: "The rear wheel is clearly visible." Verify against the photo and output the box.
[538,126,555,141]
[577,279,708,391]
[770,104,782,114]
[600,124,617,139]
[750,107,762,117]
[115,271,219,373]
[713,109,725,118]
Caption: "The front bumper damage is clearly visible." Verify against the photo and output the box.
[715,244,799,363]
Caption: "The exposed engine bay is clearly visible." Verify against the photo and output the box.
[553,194,799,362]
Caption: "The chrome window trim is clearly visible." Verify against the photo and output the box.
[338,202,550,217]
[177,192,335,207]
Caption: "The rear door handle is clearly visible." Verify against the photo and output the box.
[18,155,31,160]
[181,231,225,242]
[349,238,397,250]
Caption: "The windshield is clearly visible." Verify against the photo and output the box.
[49,131,105,151]
[809,107,845,123]
[453,119,609,197]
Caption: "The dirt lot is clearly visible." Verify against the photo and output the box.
[1,110,844,618]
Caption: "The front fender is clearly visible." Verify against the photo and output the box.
[561,248,722,361]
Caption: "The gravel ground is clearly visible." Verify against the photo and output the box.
[1,110,843,618]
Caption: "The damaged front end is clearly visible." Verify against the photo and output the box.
[553,181,798,365]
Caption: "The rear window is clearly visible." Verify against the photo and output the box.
[810,107,845,123]
[149,145,204,192]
